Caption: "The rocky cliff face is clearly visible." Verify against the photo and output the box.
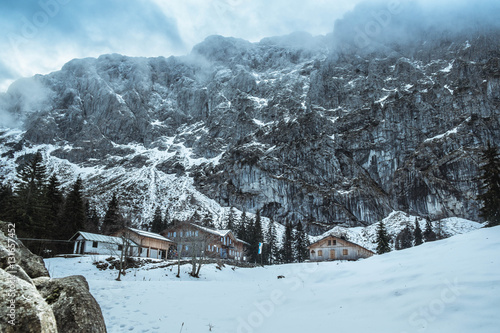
[0,221,107,332]
[0,3,499,230]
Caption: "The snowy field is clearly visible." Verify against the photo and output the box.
[45,226,500,333]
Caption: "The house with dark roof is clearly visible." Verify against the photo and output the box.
[163,223,249,261]
[308,235,374,261]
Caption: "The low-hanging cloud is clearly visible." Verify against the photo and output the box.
[332,0,500,50]
[0,0,188,93]
[0,0,358,93]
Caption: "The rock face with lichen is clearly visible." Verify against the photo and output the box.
[34,275,107,333]
[0,2,499,232]
[0,221,107,332]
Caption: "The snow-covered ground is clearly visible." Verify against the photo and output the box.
[46,226,500,333]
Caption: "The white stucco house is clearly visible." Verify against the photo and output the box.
[70,231,139,256]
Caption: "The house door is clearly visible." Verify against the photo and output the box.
[330,250,335,260]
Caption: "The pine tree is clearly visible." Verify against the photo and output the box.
[246,216,257,262]
[84,201,100,234]
[414,219,423,246]
[0,181,14,222]
[151,206,163,233]
[101,193,124,235]
[44,174,64,238]
[294,222,309,262]
[201,213,214,228]
[478,142,500,227]
[60,177,86,239]
[376,220,391,254]
[225,207,236,231]
[190,210,202,225]
[237,211,248,242]
[281,221,294,263]
[249,210,264,264]
[395,226,413,250]
[265,220,278,265]
[14,151,49,237]
[423,220,437,242]
[162,207,171,231]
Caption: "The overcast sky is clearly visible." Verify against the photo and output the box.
[0,0,363,92]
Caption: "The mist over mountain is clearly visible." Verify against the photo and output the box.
[0,0,499,233]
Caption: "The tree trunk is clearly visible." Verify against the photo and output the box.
[190,258,197,277]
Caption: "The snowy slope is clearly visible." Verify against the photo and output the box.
[46,226,500,333]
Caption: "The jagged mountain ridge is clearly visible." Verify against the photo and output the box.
[1,7,499,232]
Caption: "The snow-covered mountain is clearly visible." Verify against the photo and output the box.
[1,2,499,231]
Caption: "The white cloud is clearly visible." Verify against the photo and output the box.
[0,0,356,92]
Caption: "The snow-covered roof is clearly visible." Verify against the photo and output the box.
[192,224,250,245]
[194,224,231,237]
[127,227,173,243]
[70,231,139,247]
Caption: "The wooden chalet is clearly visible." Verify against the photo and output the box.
[114,227,174,260]
[308,235,374,261]
[163,223,249,261]
[70,231,139,256]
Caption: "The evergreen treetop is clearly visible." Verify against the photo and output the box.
[395,226,413,250]
[478,142,500,227]
[281,221,294,263]
[14,151,49,237]
[101,193,123,235]
[237,211,248,241]
[225,207,236,231]
[151,206,163,233]
[60,176,86,239]
[265,220,277,265]
[294,222,310,262]
[414,218,423,246]
[376,220,391,254]
[423,220,437,242]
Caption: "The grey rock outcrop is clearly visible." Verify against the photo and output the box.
[0,269,58,333]
[0,222,107,332]
[35,275,107,333]
[0,223,49,279]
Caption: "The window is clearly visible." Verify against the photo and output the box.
[195,231,198,236]
[343,249,348,256]
[92,241,98,248]
[318,250,323,257]
[332,240,337,245]
[173,232,176,237]
[327,240,331,246]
